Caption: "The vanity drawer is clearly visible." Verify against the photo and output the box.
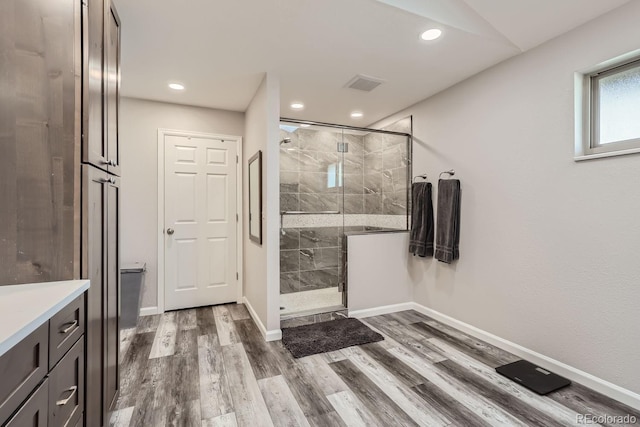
[0,323,48,424]
[49,295,85,369]
[48,337,84,427]
[4,379,49,427]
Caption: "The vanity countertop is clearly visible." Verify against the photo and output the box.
[0,279,90,357]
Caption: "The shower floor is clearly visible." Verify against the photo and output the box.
[280,287,343,317]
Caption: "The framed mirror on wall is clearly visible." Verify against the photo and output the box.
[248,150,263,244]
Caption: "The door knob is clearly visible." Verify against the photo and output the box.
[167,228,175,235]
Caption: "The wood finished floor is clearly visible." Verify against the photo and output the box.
[111,306,640,427]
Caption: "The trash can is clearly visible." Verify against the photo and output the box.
[121,262,146,329]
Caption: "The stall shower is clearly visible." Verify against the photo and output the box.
[279,118,411,319]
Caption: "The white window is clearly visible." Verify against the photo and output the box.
[326,163,343,188]
[576,54,640,160]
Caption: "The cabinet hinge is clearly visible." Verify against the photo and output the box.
[236,155,239,164]
[236,272,239,280]
[236,213,239,222]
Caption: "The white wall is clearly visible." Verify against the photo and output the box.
[347,232,413,313]
[120,98,244,310]
[243,74,281,339]
[374,2,640,396]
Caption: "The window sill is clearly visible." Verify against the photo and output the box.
[574,146,640,162]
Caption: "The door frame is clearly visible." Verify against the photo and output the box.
[157,128,243,314]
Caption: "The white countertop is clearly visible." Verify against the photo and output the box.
[0,280,90,358]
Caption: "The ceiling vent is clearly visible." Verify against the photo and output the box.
[345,74,386,92]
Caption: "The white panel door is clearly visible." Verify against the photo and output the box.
[164,134,237,310]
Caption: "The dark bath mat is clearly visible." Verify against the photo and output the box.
[282,317,384,358]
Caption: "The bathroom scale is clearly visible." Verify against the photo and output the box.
[496,360,571,395]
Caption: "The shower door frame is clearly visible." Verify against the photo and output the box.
[280,118,413,311]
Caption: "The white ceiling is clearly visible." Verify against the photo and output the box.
[117,0,628,126]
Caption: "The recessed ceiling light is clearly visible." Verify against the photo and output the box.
[420,29,442,41]
[351,111,364,119]
[300,124,310,127]
[168,82,185,90]
[290,102,304,110]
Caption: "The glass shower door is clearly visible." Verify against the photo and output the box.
[337,129,346,307]
[279,122,346,316]
[279,118,411,318]
[338,128,368,308]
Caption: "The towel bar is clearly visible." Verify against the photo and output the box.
[280,211,341,215]
[439,169,455,179]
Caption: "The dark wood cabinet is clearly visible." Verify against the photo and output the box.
[1,296,86,427]
[105,177,120,412]
[81,0,121,422]
[49,295,85,370]
[81,172,120,423]
[105,1,121,177]
[81,165,107,426]
[82,0,120,176]
[48,337,84,427]
[82,165,119,426]
[0,324,48,423]
[1,0,121,425]
[82,0,107,171]
[4,379,49,427]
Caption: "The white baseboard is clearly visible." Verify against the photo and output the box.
[348,302,415,319]
[243,297,282,342]
[139,306,159,316]
[409,303,640,411]
[265,328,282,341]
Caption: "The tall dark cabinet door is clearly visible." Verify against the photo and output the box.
[82,0,108,171]
[105,0,121,177]
[105,176,120,413]
[81,165,107,426]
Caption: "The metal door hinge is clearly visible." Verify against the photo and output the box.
[337,142,349,153]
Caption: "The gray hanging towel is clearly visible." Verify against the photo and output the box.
[409,182,434,257]
[435,179,461,263]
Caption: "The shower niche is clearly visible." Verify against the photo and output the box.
[279,118,411,319]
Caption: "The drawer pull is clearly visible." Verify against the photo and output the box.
[56,386,78,406]
[60,320,78,334]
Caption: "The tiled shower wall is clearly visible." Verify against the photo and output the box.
[280,129,367,214]
[279,128,359,294]
[280,127,410,219]
[280,225,382,294]
[363,131,410,215]
[280,226,341,294]
[279,119,410,295]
